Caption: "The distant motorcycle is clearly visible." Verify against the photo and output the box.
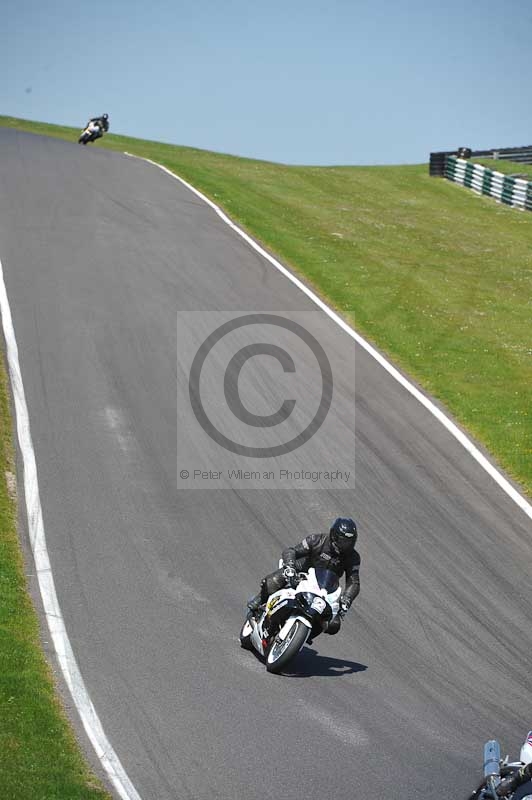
[78,121,103,145]
[239,566,342,674]
[468,740,532,800]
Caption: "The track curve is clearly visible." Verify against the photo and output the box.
[0,128,530,800]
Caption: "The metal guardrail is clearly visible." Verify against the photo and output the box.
[491,149,532,163]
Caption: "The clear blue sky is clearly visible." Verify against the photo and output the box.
[3,0,531,165]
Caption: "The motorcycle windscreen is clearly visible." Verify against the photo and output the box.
[313,567,340,593]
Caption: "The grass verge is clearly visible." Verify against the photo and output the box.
[0,362,111,795]
[474,158,532,180]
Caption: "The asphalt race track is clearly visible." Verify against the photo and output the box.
[1,129,531,800]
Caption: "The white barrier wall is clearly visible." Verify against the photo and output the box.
[445,156,532,211]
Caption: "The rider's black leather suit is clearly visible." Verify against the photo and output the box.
[260,533,361,609]
[87,116,109,135]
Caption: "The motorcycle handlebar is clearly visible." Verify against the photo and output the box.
[283,566,299,588]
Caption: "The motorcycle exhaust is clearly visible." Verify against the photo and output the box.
[483,740,501,779]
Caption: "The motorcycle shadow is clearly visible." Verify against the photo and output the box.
[282,646,368,678]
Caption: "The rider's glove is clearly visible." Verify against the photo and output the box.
[282,555,296,569]
[338,597,351,618]
[496,768,525,797]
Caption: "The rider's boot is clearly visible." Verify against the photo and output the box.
[246,593,262,617]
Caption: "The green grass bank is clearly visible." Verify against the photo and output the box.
[475,158,532,180]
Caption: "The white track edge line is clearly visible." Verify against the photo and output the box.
[124,151,532,523]
[0,257,142,800]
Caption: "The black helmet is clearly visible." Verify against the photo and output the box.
[330,517,357,553]
[103,113,108,120]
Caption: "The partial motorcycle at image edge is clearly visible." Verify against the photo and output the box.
[468,737,532,800]
[239,566,343,674]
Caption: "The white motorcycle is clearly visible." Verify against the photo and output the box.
[78,121,102,145]
[468,739,532,800]
[239,566,342,674]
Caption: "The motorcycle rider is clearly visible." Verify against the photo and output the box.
[85,113,109,138]
[247,517,360,636]
[496,731,532,798]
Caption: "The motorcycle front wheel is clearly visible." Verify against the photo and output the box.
[239,619,253,651]
[266,619,308,674]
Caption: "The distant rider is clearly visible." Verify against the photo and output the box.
[247,517,361,636]
[85,113,109,138]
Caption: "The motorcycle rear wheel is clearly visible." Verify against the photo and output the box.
[266,619,308,674]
